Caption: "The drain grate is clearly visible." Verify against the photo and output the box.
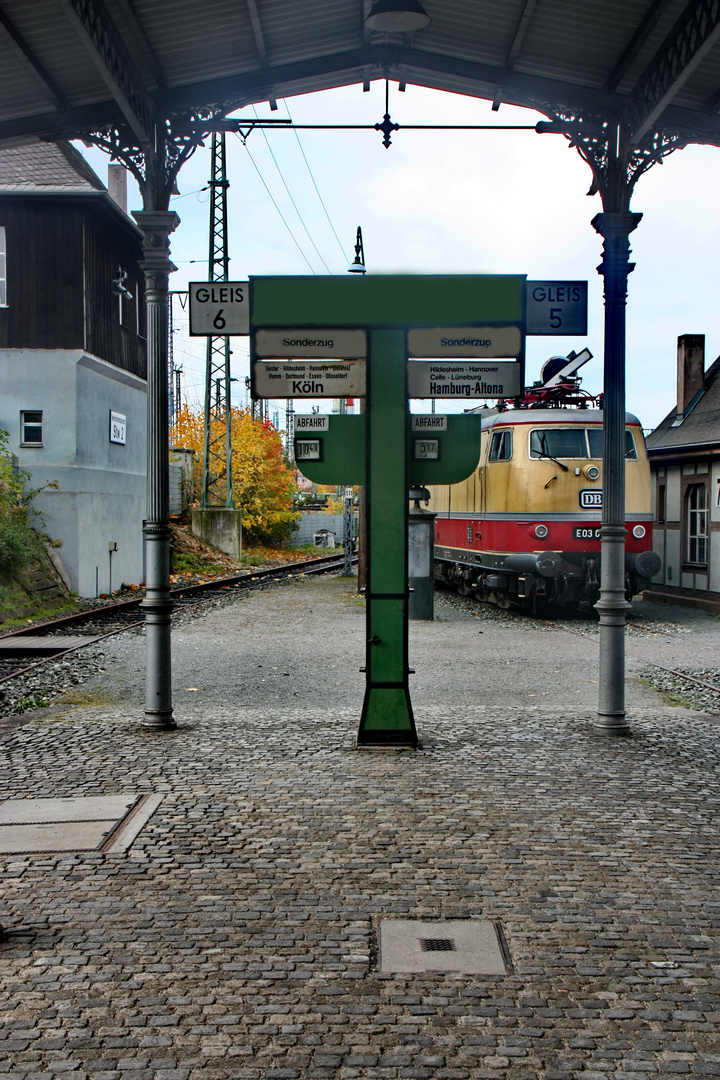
[379,919,508,974]
[421,937,456,952]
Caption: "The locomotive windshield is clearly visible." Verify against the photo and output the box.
[530,428,638,460]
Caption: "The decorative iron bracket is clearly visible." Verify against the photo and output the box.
[536,107,684,212]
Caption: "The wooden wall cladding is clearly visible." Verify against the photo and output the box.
[0,196,146,380]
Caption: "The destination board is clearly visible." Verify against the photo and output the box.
[253,360,366,399]
[407,361,521,399]
[407,326,522,358]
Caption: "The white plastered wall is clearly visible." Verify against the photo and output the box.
[0,349,147,596]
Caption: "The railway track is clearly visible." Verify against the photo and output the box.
[0,552,352,689]
[438,587,720,716]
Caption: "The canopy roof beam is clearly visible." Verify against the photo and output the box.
[2,35,720,150]
[505,0,539,69]
[0,5,69,110]
[627,0,720,143]
[246,0,268,64]
[119,0,168,92]
[56,0,156,146]
[603,0,674,92]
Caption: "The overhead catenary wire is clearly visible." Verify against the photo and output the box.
[282,99,348,266]
[237,133,316,274]
[252,106,334,274]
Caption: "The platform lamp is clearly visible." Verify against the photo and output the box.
[347,225,366,587]
[365,0,430,32]
[348,227,366,274]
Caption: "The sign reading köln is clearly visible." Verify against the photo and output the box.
[253,360,366,398]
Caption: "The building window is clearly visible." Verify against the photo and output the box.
[21,410,43,446]
[657,483,666,524]
[0,225,6,306]
[686,483,707,564]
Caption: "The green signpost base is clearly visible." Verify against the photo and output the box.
[355,329,417,747]
[357,686,418,747]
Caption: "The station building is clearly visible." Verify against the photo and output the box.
[646,334,720,612]
[0,142,146,596]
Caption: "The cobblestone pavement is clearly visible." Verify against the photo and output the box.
[1,578,719,1080]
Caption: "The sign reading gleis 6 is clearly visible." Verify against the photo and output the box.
[189,281,249,335]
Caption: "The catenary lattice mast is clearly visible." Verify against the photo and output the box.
[200,132,234,508]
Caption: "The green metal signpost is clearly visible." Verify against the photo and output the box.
[250,274,525,747]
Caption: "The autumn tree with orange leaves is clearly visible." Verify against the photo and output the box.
[171,406,299,545]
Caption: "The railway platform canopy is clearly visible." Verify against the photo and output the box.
[1,1,719,154]
[2,0,719,735]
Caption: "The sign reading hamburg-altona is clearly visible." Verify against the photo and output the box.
[407,361,521,399]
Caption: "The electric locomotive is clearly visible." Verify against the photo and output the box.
[428,357,661,611]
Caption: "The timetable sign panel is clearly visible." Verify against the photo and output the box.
[295,439,322,461]
[414,439,440,461]
[407,361,521,399]
[254,360,366,399]
[408,325,522,358]
[189,282,249,335]
[255,329,366,358]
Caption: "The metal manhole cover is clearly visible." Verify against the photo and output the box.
[379,919,507,974]
[0,794,163,854]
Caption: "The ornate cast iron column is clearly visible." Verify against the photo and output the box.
[132,208,180,728]
[84,115,212,728]
[591,209,642,735]
[539,113,680,734]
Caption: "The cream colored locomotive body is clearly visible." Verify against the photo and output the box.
[429,406,659,609]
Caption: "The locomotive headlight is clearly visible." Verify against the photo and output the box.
[632,525,646,539]
[585,465,601,480]
[533,524,549,539]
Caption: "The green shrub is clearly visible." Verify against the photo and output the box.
[0,428,52,574]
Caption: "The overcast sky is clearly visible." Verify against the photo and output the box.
[80,81,719,431]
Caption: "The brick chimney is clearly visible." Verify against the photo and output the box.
[676,334,705,419]
[107,163,128,214]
